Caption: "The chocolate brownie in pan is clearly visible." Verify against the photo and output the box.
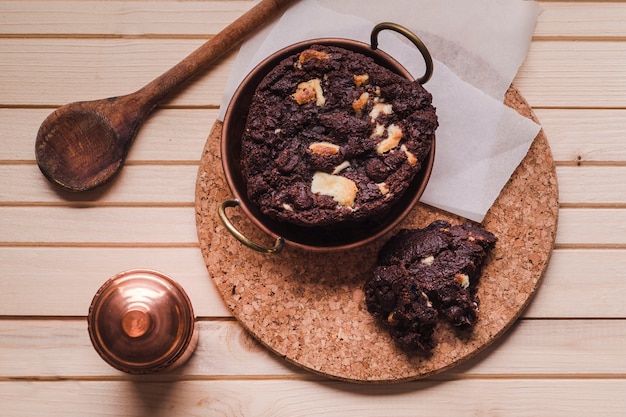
[240,45,437,227]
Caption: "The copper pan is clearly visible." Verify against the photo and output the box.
[220,22,435,253]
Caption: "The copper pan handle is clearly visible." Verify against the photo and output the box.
[370,22,434,84]
[218,199,284,254]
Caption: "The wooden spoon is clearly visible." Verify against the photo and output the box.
[35,0,297,192]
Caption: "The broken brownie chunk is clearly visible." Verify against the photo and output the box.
[364,220,497,354]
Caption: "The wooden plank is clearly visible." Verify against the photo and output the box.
[556,166,626,205]
[515,40,626,108]
[555,208,626,246]
[0,165,200,204]
[464,318,626,376]
[2,39,626,108]
[3,164,626,205]
[0,247,230,317]
[527,249,626,317]
[0,320,293,378]
[2,247,626,318]
[0,108,217,162]
[2,379,626,416]
[535,2,626,39]
[0,0,254,36]
[534,108,626,163]
[3,1,626,40]
[128,108,217,161]
[0,39,236,106]
[1,318,626,378]
[0,207,198,244]
[0,109,48,162]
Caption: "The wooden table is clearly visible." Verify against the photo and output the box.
[2,1,626,415]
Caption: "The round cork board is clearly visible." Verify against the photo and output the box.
[195,86,558,382]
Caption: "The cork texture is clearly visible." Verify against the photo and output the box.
[195,86,559,382]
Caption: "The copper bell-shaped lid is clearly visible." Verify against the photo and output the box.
[88,269,195,374]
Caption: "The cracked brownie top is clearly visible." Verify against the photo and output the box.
[240,45,437,227]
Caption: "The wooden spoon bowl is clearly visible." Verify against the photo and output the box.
[36,97,136,191]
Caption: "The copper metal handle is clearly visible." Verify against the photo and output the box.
[218,199,284,254]
[370,22,434,85]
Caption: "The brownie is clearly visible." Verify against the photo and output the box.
[240,45,437,227]
[364,220,497,354]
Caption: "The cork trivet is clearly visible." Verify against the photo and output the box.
[195,86,558,382]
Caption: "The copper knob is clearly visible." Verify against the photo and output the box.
[88,269,197,374]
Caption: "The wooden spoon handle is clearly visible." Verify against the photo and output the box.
[136,0,298,109]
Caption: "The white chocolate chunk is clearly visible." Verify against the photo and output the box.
[293,78,325,106]
[311,172,358,207]
[312,79,326,106]
[388,124,402,140]
[282,203,294,212]
[353,73,369,87]
[371,123,385,138]
[332,160,351,175]
[420,255,435,265]
[295,49,331,69]
[421,292,433,308]
[376,124,403,154]
[369,102,393,121]
[352,92,370,116]
[455,273,470,289]
[377,182,389,195]
[292,81,316,104]
[401,144,418,165]
[309,141,340,156]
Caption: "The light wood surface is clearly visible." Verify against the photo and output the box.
[1,1,625,415]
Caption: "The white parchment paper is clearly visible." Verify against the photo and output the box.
[218,0,542,222]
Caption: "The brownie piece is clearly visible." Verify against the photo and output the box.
[364,220,497,354]
[240,45,437,227]
[366,264,439,352]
